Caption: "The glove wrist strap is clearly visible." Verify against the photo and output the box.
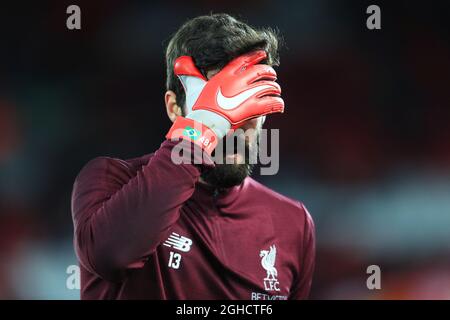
[166,116,218,155]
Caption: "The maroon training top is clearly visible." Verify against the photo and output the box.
[71,140,315,300]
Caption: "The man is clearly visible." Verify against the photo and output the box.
[71,13,315,300]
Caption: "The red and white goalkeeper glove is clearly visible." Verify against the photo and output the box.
[166,50,284,154]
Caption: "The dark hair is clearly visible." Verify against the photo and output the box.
[165,13,281,109]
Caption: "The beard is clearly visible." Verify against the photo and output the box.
[200,133,257,190]
[201,161,253,190]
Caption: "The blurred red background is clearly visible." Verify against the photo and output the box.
[1,0,450,299]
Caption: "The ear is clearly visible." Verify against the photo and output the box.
[165,90,182,123]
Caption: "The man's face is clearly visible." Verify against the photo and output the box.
[201,117,263,189]
[188,68,264,189]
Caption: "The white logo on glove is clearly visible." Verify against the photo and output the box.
[216,85,272,110]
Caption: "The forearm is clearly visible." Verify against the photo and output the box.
[72,139,209,280]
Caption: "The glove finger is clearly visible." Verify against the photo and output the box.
[257,96,285,114]
[239,64,277,85]
[225,50,267,73]
[178,75,208,113]
[174,56,208,113]
[249,80,281,97]
[174,56,207,80]
[234,93,284,125]
[245,64,277,84]
[231,97,284,128]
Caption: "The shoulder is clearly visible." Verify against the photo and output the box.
[244,177,314,232]
[71,153,154,217]
[75,154,153,182]
[244,177,306,212]
[72,154,154,199]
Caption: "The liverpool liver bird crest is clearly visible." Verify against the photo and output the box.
[260,245,278,281]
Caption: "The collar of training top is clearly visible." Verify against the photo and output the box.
[190,177,248,211]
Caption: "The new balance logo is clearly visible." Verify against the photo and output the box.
[163,232,193,252]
